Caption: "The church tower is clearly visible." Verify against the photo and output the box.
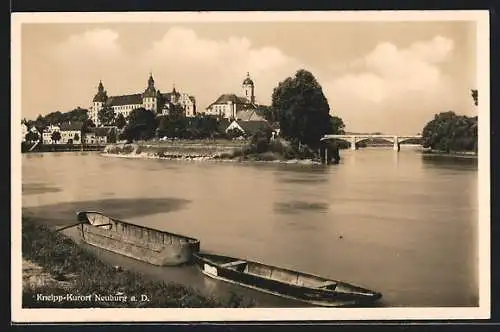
[242,72,255,104]
[92,80,108,126]
[143,73,157,111]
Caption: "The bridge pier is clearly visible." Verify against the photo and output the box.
[350,136,357,150]
[393,136,400,151]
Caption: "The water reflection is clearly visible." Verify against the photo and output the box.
[22,197,191,226]
[421,154,478,170]
[22,183,62,195]
[274,201,329,214]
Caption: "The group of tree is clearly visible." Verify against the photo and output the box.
[271,69,345,149]
[25,107,94,130]
[95,107,127,129]
[118,108,229,142]
[421,89,478,153]
[421,111,477,153]
[119,69,346,149]
[22,107,96,144]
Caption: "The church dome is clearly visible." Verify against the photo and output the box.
[242,72,254,85]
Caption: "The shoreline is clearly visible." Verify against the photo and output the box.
[421,150,478,159]
[101,142,323,165]
[21,217,254,308]
[100,152,322,165]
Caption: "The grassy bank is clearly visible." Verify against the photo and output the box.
[103,138,322,164]
[22,217,254,308]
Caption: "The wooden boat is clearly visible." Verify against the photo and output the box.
[193,252,382,307]
[76,211,200,266]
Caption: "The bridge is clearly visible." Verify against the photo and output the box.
[321,134,423,151]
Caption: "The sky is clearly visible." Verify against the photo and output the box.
[20,16,478,134]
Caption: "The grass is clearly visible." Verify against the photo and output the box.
[22,217,255,308]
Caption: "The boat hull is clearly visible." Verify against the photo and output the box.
[78,211,200,266]
[193,253,381,307]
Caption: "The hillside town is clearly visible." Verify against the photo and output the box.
[21,72,277,148]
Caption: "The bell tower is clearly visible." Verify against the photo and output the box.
[242,72,255,104]
[92,80,108,126]
[143,72,157,111]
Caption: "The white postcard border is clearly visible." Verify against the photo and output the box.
[11,10,491,323]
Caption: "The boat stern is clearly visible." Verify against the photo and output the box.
[76,211,88,222]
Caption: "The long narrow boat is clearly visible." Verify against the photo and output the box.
[193,252,382,307]
[76,211,200,266]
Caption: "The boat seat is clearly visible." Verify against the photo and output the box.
[221,260,247,268]
[318,281,337,289]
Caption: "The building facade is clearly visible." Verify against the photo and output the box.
[205,72,258,119]
[90,74,196,126]
[84,126,117,144]
[42,122,83,144]
[21,123,28,142]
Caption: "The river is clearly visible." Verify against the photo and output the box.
[21,147,479,307]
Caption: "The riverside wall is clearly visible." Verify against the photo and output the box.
[102,142,243,160]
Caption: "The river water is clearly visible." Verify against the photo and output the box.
[21,147,479,307]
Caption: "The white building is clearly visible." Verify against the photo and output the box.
[90,74,196,126]
[42,122,83,144]
[21,123,28,142]
[42,125,61,144]
[84,126,117,145]
[205,73,258,119]
[59,122,83,144]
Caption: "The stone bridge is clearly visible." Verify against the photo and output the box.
[321,134,423,151]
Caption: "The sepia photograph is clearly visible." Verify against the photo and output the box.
[11,10,490,322]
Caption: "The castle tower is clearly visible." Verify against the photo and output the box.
[242,72,255,104]
[143,73,157,111]
[92,80,108,126]
[171,84,179,104]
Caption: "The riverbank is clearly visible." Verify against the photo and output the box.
[21,217,254,308]
[422,149,478,159]
[22,143,106,153]
[102,142,322,165]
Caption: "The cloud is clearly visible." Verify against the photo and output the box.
[50,29,126,68]
[138,27,301,108]
[324,36,461,133]
[45,27,302,114]
[38,28,468,135]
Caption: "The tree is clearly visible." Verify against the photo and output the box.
[168,104,185,121]
[330,116,346,134]
[98,106,116,126]
[65,107,89,123]
[115,113,127,129]
[226,127,245,139]
[421,111,477,153]
[255,106,279,123]
[51,131,61,144]
[121,108,157,142]
[471,89,478,106]
[271,69,333,148]
[44,111,64,125]
[33,114,48,129]
[25,130,40,143]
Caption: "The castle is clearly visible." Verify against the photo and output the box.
[90,73,196,126]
